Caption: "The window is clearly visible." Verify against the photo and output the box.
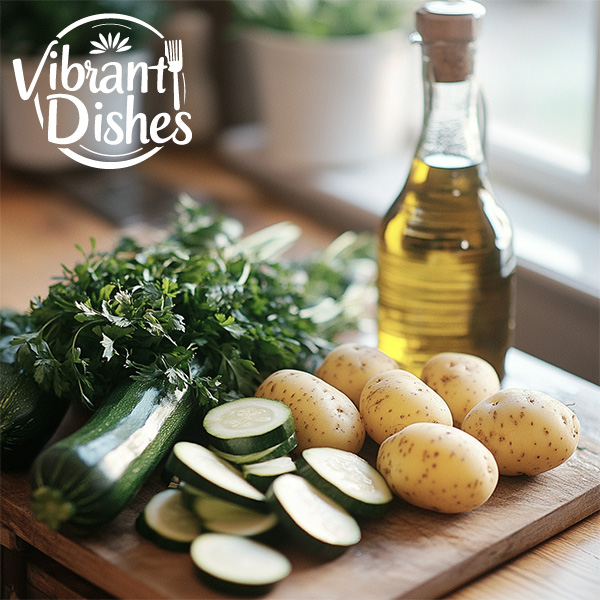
[219,0,599,293]
[478,0,599,218]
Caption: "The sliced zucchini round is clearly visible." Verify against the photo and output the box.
[180,481,212,511]
[190,533,292,596]
[188,491,279,540]
[267,473,361,560]
[296,447,393,518]
[164,442,267,511]
[242,456,297,492]
[135,488,202,552]
[210,433,297,466]
[203,397,295,455]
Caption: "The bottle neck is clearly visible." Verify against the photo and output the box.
[416,41,485,169]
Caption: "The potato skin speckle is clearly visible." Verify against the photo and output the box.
[255,369,365,453]
[461,388,580,476]
[315,343,399,407]
[421,352,500,427]
[376,422,499,513]
[359,369,452,444]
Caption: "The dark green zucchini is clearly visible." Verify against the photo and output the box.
[29,378,197,533]
[1,362,69,471]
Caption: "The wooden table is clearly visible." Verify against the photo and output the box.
[1,148,599,600]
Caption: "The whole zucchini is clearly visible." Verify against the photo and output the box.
[29,378,197,533]
[1,362,69,471]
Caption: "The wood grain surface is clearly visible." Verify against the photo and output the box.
[2,428,598,600]
[2,152,599,599]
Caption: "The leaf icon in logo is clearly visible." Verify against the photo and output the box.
[89,32,131,54]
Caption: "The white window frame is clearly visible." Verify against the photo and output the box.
[483,0,599,222]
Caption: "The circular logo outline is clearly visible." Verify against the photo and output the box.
[54,13,171,170]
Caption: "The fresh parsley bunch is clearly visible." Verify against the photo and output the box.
[10,197,374,413]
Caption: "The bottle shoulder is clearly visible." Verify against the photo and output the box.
[385,157,502,212]
[380,157,513,250]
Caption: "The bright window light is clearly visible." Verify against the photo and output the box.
[478,0,598,213]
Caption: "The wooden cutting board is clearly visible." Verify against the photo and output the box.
[2,432,599,600]
[3,350,599,599]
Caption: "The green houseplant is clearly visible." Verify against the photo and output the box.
[227,0,417,172]
[233,0,411,37]
[231,0,411,37]
[1,0,168,57]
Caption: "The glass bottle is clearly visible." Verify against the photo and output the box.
[377,0,515,378]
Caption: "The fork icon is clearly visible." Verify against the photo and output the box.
[165,40,183,110]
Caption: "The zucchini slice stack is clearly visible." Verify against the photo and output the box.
[181,482,279,541]
[164,440,268,511]
[136,396,394,596]
[241,455,297,492]
[142,440,291,595]
[203,397,298,464]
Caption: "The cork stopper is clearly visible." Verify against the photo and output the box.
[416,0,486,82]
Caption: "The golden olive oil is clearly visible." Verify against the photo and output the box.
[377,156,515,377]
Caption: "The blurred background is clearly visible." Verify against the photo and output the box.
[1,0,598,383]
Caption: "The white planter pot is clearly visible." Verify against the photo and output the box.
[245,28,415,172]
[1,50,149,171]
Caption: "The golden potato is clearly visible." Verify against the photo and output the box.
[461,388,580,476]
[315,343,398,407]
[359,369,452,444]
[377,422,499,513]
[421,352,500,426]
[255,369,365,453]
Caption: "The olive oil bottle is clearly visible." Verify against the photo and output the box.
[378,1,515,378]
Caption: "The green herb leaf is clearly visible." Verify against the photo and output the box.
[9,197,375,414]
[100,333,117,361]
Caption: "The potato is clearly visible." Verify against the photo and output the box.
[359,369,452,444]
[377,422,499,513]
[255,369,365,453]
[461,388,580,476]
[421,352,500,427]
[315,343,399,407]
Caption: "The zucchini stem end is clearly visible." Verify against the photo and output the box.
[31,486,75,530]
